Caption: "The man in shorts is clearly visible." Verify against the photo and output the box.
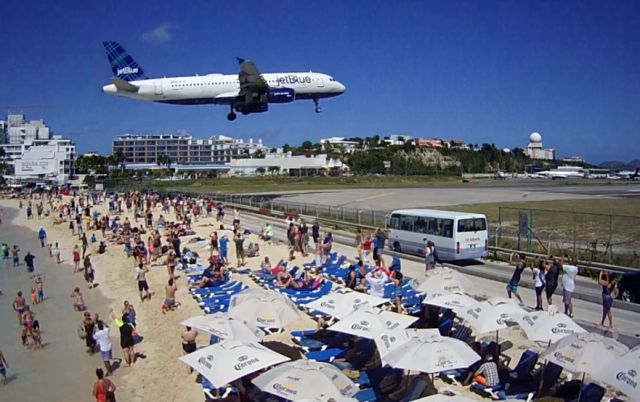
[13,292,26,324]
[135,263,150,301]
[24,252,35,275]
[163,278,178,313]
[562,256,579,317]
[92,320,113,376]
[506,253,526,304]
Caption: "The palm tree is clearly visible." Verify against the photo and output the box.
[256,167,266,175]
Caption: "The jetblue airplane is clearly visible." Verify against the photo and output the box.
[101,41,346,121]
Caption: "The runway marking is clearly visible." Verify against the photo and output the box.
[353,192,396,203]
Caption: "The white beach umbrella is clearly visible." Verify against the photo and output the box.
[179,340,290,388]
[306,290,387,319]
[458,300,526,335]
[228,288,302,329]
[252,360,359,401]
[514,309,587,344]
[542,332,629,376]
[593,346,640,402]
[423,292,477,312]
[181,312,265,342]
[410,268,472,295]
[380,328,481,373]
[328,307,418,339]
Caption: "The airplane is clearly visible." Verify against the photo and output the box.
[101,41,346,121]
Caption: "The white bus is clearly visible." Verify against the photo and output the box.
[387,209,489,261]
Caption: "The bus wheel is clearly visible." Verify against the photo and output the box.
[393,242,402,253]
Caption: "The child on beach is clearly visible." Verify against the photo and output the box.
[31,287,38,305]
[36,275,45,303]
[71,288,86,311]
[31,320,42,349]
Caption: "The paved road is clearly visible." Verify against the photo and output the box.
[266,183,640,211]
[232,209,640,347]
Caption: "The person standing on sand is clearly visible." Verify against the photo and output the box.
[72,245,81,272]
[0,349,8,385]
[135,263,150,301]
[84,255,95,289]
[92,368,116,402]
[93,320,114,376]
[52,242,61,264]
[113,312,136,367]
[181,326,198,374]
[166,250,176,281]
[38,227,47,247]
[163,278,178,313]
[11,245,20,267]
[82,233,88,258]
[24,252,36,276]
[506,253,526,305]
[13,291,26,324]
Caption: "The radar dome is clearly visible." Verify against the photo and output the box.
[529,132,542,143]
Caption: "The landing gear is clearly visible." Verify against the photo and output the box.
[227,105,237,121]
[313,98,322,113]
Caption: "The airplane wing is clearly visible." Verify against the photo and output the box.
[112,78,139,92]
[237,59,269,96]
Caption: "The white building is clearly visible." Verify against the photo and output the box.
[384,134,414,146]
[319,137,360,154]
[113,133,269,164]
[525,132,555,160]
[10,137,76,183]
[6,114,50,144]
[228,154,346,176]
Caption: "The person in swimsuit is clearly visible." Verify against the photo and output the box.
[13,291,26,324]
[276,271,294,288]
[31,320,42,349]
[115,313,136,367]
[71,288,86,311]
[92,368,116,402]
[163,278,178,313]
[181,326,199,374]
[84,255,95,289]
[0,349,8,385]
[166,250,176,281]
[599,271,616,329]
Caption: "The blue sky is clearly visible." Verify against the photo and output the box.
[1,0,639,163]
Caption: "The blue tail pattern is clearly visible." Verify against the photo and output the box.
[103,41,147,81]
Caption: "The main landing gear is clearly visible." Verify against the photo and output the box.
[227,105,237,121]
[313,98,322,113]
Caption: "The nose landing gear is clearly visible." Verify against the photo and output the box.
[313,98,322,113]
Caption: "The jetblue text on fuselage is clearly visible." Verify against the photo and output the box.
[117,67,139,76]
[277,75,312,85]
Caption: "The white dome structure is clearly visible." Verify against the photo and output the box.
[529,132,542,143]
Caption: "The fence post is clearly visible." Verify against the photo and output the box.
[357,209,361,225]
[497,206,502,247]
[572,211,577,258]
[372,210,376,226]
[609,214,613,264]
[341,207,345,221]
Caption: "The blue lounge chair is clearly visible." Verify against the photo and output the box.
[438,318,454,336]
[305,348,346,363]
[353,387,378,402]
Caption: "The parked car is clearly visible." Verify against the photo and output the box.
[617,272,640,303]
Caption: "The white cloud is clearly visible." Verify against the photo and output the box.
[141,23,174,44]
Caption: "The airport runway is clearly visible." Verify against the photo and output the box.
[266,183,640,211]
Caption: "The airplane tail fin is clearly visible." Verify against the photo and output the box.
[103,41,147,81]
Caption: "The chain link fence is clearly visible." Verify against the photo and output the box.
[496,206,640,268]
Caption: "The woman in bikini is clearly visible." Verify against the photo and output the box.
[181,326,199,374]
[92,368,116,402]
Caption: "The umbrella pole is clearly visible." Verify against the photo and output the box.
[577,372,585,401]
[537,361,547,394]
[495,330,499,360]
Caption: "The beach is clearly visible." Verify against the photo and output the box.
[0,196,314,401]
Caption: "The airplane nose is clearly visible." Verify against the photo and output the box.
[336,82,346,93]
[102,84,116,94]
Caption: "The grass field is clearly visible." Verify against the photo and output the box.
[108,175,467,194]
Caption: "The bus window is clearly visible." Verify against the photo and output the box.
[457,218,487,232]
[400,215,414,232]
[414,217,427,233]
[389,214,400,230]
[427,218,437,235]
[443,219,454,238]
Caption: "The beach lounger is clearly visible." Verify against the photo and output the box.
[353,387,378,402]
[471,350,539,399]
[438,318,454,336]
[305,348,346,363]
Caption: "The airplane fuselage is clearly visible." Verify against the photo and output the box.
[102,72,345,105]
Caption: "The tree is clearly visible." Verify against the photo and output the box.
[301,140,313,150]
[253,149,265,159]
[256,167,266,175]
[268,166,280,175]
[156,154,172,169]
